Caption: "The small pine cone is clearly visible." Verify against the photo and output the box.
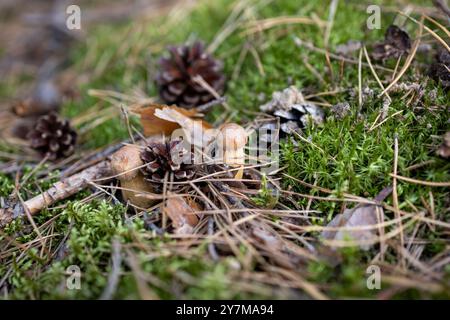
[372,25,411,61]
[156,41,225,108]
[27,112,77,160]
[260,86,324,135]
[430,49,450,90]
[141,140,195,187]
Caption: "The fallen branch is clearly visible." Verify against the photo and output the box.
[0,160,111,228]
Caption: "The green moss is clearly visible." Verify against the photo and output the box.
[1,0,449,299]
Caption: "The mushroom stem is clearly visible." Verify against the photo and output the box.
[110,145,155,208]
[217,123,248,166]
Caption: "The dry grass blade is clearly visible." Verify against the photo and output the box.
[324,0,339,47]
[392,135,406,268]
[100,238,122,300]
[242,16,327,36]
[207,0,248,53]
[424,15,450,39]
[390,174,450,187]
[266,266,329,300]
[362,46,390,100]
[369,110,403,132]
[192,75,231,111]
[399,11,450,53]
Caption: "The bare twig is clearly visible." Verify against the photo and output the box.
[392,135,406,269]
[0,161,111,228]
[100,238,122,300]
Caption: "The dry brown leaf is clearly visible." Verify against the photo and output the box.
[163,195,200,234]
[321,205,381,250]
[132,103,211,137]
[154,106,214,148]
[437,131,450,159]
[252,226,283,250]
[321,187,392,250]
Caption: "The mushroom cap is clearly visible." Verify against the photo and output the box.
[110,145,144,181]
[218,123,247,150]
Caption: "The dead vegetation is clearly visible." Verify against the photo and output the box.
[0,0,449,300]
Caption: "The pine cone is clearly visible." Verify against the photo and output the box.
[372,25,411,61]
[156,41,225,108]
[429,49,450,90]
[27,112,77,160]
[141,140,195,187]
[260,86,324,135]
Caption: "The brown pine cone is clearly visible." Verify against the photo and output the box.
[156,41,225,108]
[141,140,195,187]
[430,49,450,90]
[27,112,77,160]
[372,25,411,61]
[260,86,324,136]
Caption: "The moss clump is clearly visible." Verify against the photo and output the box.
[1,0,449,299]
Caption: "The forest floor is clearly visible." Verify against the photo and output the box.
[0,0,449,299]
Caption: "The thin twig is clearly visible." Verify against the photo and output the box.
[392,134,406,269]
[100,238,122,300]
[390,174,450,187]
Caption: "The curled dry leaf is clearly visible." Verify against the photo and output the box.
[133,103,213,143]
[437,131,450,159]
[163,196,200,234]
[252,226,283,250]
[321,187,392,250]
[154,106,214,148]
[133,103,194,136]
[321,205,380,250]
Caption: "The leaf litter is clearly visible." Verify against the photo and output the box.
[0,0,449,300]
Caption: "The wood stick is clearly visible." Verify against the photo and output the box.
[0,160,111,228]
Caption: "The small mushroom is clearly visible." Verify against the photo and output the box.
[217,123,248,166]
[110,145,155,208]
